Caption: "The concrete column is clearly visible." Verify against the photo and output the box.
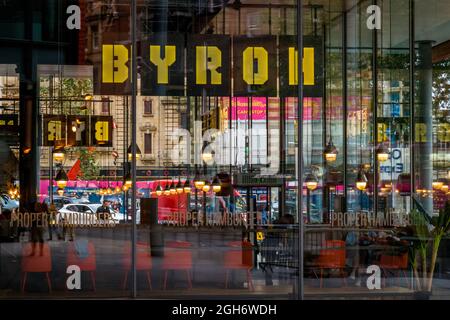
[415,40,434,215]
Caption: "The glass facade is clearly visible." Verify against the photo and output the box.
[0,0,449,299]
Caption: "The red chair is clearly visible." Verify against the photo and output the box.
[316,240,347,288]
[122,242,152,290]
[224,241,254,290]
[161,241,193,290]
[66,241,97,291]
[21,243,52,293]
[379,252,409,288]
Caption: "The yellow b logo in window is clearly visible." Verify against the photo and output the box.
[95,121,109,143]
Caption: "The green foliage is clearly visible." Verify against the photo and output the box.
[77,148,100,180]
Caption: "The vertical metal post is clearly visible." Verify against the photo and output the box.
[49,147,53,204]
[372,0,379,216]
[130,0,138,298]
[296,0,304,301]
[409,0,415,210]
[342,9,348,213]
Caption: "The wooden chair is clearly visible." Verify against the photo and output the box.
[21,243,52,293]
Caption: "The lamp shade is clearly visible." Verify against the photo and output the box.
[156,184,163,196]
[376,144,390,162]
[356,170,368,191]
[52,149,65,162]
[164,183,171,196]
[57,187,64,196]
[202,180,211,193]
[124,173,132,188]
[324,141,338,162]
[170,181,177,195]
[212,176,222,193]
[55,168,68,188]
[305,173,318,191]
[127,144,142,160]
[194,175,205,190]
[176,180,184,194]
[183,179,191,193]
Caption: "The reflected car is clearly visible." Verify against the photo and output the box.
[0,194,19,213]
[56,203,123,225]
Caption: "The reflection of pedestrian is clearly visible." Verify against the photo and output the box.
[47,203,58,241]
[29,202,45,256]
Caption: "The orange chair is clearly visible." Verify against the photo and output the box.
[379,252,409,287]
[224,241,254,290]
[122,242,152,290]
[316,240,347,288]
[161,241,193,290]
[66,241,97,291]
[21,243,52,293]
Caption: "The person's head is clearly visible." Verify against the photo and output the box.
[103,200,110,207]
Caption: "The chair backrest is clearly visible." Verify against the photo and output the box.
[123,241,152,270]
[21,243,52,273]
[224,241,253,269]
[380,252,408,269]
[67,242,96,271]
[317,240,346,268]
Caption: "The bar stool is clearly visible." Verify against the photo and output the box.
[122,241,152,290]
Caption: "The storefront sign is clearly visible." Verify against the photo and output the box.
[42,115,113,147]
[0,114,18,133]
[331,211,411,228]
[97,34,323,97]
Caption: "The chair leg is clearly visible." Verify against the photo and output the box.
[122,271,128,290]
[186,269,192,289]
[340,269,347,287]
[146,271,152,290]
[401,270,408,288]
[46,273,52,293]
[91,271,96,292]
[319,269,324,288]
[225,270,229,289]
[21,272,27,293]
[163,270,168,290]
[247,269,254,291]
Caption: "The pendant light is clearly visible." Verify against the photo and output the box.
[176,179,184,194]
[57,187,64,196]
[212,176,222,193]
[356,169,368,191]
[115,186,122,194]
[170,180,177,195]
[127,143,142,161]
[124,172,132,188]
[183,178,191,193]
[155,183,163,196]
[194,173,205,190]
[202,179,211,192]
[55,167,68,188]
[164,182,171,196]
[376,143,390,162]
[305,173,318,191]
[52,148,65,163]
[324,141,338,162]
